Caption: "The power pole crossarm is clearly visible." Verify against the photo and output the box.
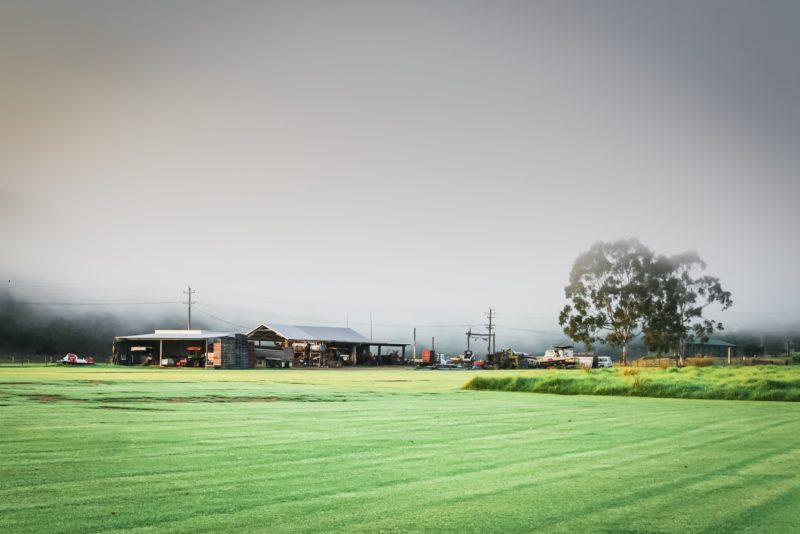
[485,307,495,354]
[182,285,196,330]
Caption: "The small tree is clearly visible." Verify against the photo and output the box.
[559,238,653,365]
[644,251,732,365]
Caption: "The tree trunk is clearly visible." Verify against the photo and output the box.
[621,344,628,366]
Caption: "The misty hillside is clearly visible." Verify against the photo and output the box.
[0,294,207,361]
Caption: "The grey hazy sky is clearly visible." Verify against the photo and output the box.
[2,1,799,350]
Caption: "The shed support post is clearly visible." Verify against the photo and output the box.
[159,340,163,366]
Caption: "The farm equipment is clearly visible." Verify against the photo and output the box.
[448,353,473,367]
[536,345,597,369]
[420,349,440,366]
[484,348,522,370]
[59,353,94,365]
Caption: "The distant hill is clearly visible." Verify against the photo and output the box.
[0,295,202,362]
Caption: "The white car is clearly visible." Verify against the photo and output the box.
[597,356,613,368]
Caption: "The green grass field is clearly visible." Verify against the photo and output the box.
[1,366,799,533]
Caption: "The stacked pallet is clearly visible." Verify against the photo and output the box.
[220,334,252,369]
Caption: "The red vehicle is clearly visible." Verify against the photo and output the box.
[60,353,95,365]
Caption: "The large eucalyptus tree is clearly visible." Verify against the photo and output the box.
[558,238,653,365]
[644,251,733,365]
[560,239,732,366]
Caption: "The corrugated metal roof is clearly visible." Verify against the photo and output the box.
[295,325,370,343]
[686,337,736,347]
[264,324,318,340]
[247,323,370,343]
[117,330,235,341]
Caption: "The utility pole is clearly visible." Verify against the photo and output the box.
[485,307,495,355]
[413,327,417,361]
[466,309,497,358]
[183,285,196,330]
[431,336,435,351]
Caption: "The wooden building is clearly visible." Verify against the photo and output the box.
[683,337,738,359]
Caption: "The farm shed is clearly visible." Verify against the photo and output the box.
[684,338,738,359]
[247,323,409,367]
[113,330,252,369]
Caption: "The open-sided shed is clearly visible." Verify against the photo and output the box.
[113,330,250,368]
[684,337,738,359]
[247,323,408,366]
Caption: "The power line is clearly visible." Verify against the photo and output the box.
[4,279,180,293]
[191,306,250,330]
[195,302,479,329]
[501,326,564,335]
[10,301,180,306]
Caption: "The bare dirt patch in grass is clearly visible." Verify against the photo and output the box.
[96,405,172,411]
[96,396,283,404]
[23,394,77,403]
[375,379,411,382]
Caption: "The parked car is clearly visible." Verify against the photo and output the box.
[597,356,613,368]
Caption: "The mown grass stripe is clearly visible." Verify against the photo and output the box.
[1,367,799,533]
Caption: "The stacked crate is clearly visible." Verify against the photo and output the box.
[248,341,256,369]
[220,334,252,369]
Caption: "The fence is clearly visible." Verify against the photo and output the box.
[631,358,676,368]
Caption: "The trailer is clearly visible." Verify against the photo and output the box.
[255,346,295,368]
[536,346,597,369]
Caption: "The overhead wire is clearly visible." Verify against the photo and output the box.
[5,279,569,344]
[191,306,251,330]
[12,301,180,306]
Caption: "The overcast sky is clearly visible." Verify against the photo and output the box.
[2,1,799,351]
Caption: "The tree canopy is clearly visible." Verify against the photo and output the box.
[559,238,653,365]
[559,239,732,365]
[643,251,732,364]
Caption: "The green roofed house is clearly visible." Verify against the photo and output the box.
[684,338,738,359]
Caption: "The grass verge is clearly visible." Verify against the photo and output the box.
[464,366,800,401]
